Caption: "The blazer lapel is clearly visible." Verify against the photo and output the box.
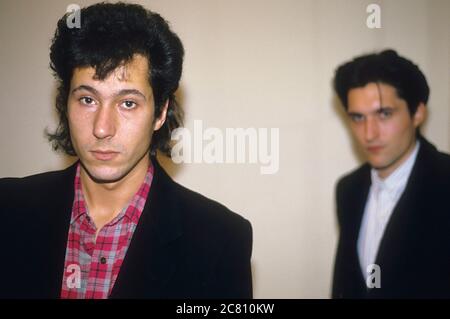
[33,163,76,298]
[348,166,372,288]
[374,138,433,268]
[110,157,184,298]
[348,168,371,249]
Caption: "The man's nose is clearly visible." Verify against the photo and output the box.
[93,105,116,139]
[364,116,379,142]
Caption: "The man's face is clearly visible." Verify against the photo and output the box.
[346,82,425,178]
[67,54,166,183]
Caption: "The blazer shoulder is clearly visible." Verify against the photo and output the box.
[426,148,450,196]
[0,165,76,204]
[336,163,370,194]
[161,175,253,299]
[1,165,72,188]
[435,149,450,176]
[416,138,450,186]
[171,180,252,234]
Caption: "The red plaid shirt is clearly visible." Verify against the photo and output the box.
[60,162,153,299]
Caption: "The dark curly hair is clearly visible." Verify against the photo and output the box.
[47,2,184,156]
[333,49,429,115]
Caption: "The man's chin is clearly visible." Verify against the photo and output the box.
[368,158,390,171]
[89,173,125,184]
[88,171,126,184]
[369,159,397,173]
[80,163,126,184]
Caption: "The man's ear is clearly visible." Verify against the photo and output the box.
[413,103,427,128]
[154,100,169,131]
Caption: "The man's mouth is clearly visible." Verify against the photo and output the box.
[90,150,120,161]
[367,145,384,153]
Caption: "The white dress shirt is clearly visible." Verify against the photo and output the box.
[357,141,420,275]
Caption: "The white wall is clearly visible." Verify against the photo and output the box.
[0,0,449,298]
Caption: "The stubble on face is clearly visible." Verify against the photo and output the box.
[67,54,157,187]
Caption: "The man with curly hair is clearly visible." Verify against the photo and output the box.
[0,2,252,299]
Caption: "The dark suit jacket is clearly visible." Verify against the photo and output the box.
[332,137,450,298]
[0,157,253,299]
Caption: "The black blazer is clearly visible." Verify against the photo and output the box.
[0,157,253,299]
[332,137,450,298]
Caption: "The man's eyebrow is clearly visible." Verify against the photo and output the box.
[116,89,147,101]
[374,106,397,114]
[347,111,363,116]
[71,86,147,101]
[347,106,397,118]
[71,85,99,95]
[376,106,395,111]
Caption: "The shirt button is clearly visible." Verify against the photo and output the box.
[100,257,107,264]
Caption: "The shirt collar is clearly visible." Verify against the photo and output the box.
[70,161,154,225]
[71,163,86,224]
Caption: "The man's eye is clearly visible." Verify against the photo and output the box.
[79,97,95,105]
[349,114,364,123]
[121,100,137,109]
[379,110,393,119]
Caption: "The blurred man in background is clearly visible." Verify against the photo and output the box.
[332,49,450,298]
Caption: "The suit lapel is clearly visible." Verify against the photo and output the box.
[374,138,434,267]
[348,167,371,249]
[33,163,76,298]
[110,157,184,298]
[333,165,371,298]
[349,166,372,287]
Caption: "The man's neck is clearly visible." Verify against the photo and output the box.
[376,138,419,180]
[80,156,150,231]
